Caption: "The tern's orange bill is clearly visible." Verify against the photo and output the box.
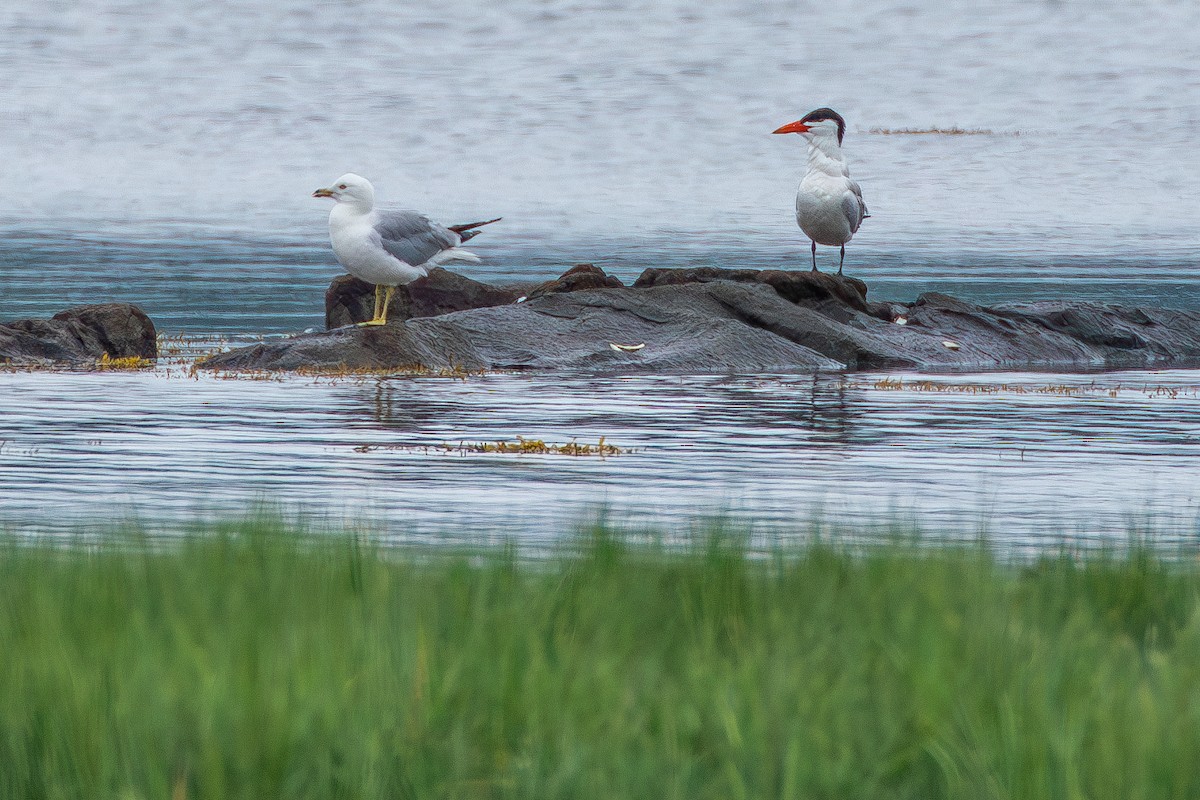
[772,120,811,135]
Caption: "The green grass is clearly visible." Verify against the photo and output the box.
[3,520,1200,799]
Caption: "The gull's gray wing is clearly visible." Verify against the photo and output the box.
[371,209,459,267]
[843,181,868,233]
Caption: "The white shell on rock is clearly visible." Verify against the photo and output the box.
[942,340,961,350]
[610,342,646,352]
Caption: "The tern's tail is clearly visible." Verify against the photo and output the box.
[448,217,502,243]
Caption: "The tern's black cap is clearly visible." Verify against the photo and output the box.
[800,108,846,145]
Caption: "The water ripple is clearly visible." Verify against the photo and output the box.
[2,365,1199,543]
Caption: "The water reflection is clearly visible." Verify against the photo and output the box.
[729,375,860,444]
[368,382,430,428]
[3,366,1196,546]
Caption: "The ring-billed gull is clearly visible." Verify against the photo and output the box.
[772,108,868,275]
[313,173,500,326]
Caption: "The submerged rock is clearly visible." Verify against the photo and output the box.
[202,265,1200,374]
[0,304,157,366]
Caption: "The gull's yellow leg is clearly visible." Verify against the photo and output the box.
[360,284,387,326]
[379,285,396,325]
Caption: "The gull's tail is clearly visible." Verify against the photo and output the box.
[448,217,502,243]
[431,248,482,265]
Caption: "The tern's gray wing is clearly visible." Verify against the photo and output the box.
[848,179,866,210]
[843,182,868,233]
[372,209,459,267]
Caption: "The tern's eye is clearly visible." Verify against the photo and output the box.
[338,184,347,189]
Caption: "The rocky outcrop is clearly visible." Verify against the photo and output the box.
[634,266,873,320]
[201,266,1200,375]
[525,263,625,300]
[0,304,157,366]
[208,279,842,373]
[326,268,518,329]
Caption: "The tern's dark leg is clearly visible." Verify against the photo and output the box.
[839,244,845,275]
[811,240,818,272]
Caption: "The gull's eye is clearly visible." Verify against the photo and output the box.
[338,184,347,190]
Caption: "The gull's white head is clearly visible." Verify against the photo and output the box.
[772,108,847,146]
[312,173,375,209]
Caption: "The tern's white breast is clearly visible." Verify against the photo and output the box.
[795,172,855,247]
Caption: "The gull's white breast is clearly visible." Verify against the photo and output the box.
[328,207,426,286]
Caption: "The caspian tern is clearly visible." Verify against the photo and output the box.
[313,173,499,325]
[772,108,868,275]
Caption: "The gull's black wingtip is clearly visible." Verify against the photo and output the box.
[448,217,502,234]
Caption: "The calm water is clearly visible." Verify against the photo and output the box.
[2,0,1199,541]
[3,364,1200,543]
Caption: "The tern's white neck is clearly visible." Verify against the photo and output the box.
[804,131,848,177]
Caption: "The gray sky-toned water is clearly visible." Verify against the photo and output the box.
[2,0,1198,259]
[3,0,1200,330]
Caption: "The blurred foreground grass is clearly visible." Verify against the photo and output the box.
[3,520,1200,799]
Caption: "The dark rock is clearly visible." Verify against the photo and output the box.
[635,266,869,313]
[205,281,841,373]
[866,300,908,322]
[204,324,449,373]
[889,293,1200,369]
[993,301,1160,350]
[633,266,762,287]
[0,304,157,365]
[525,264,624,299]
[325,267,517,329]
[756,269,870,318]
[203,266,1200,375]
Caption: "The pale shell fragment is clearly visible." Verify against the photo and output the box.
[894,316,908,325]
[942,340,961,350]
[516,296,528,303]
[610,342,646,352]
